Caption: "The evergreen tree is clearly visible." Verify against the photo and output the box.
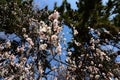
[112,0,120,28]
[56,0,120,79]
[0,0,33,34]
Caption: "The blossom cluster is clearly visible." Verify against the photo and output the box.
[0,10,67,80]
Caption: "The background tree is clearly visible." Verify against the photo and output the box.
[56,0,119,42]
[0,0,33,34]
[112,0,120,28]
[55,0,120,79]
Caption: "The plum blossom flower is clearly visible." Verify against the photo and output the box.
[26,37,34,46]
[104,29,110,34]
[57,26,62,33]
[52,66,56,70]
[7,75,15,80]
[66,57,71,63]
[95,30,101,36]
[39,44,47,50]
[54,77,57,80]
[53,25,59,32]
[40,26,47,32]
[73,29,78,35]
[39,31,46,39]
[56,44,62,55]
[40,21,45,27]
[47,27,52,34]
[51,35,58,41]
[5,41,11,48]
[0,44,4,51]
[53,19,59,27]
[16,45,25,53]
[48,10,59,20]
[95,75,100,79]
[74,40,81,46]
[68,51,72,56]
[90,37,94,43]
[38,66,44,74]
[22,28,26,33]
[23,34,28,38]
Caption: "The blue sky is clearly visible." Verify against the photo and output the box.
[34,0,108,10]
[33,0,78,10]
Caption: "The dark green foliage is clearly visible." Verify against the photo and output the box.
[57,0,120,79]
[58,0,120,42]
[0,0,33,34]
[112,0,120,27]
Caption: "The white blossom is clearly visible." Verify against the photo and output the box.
[5,41,11,48]
[39,44,47,50]
[73,29,78,35]
[56,44,62,55]
[22,28,26,33]
[51,35,58,41]
[26,37,34,46]
[48,10,59,20]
